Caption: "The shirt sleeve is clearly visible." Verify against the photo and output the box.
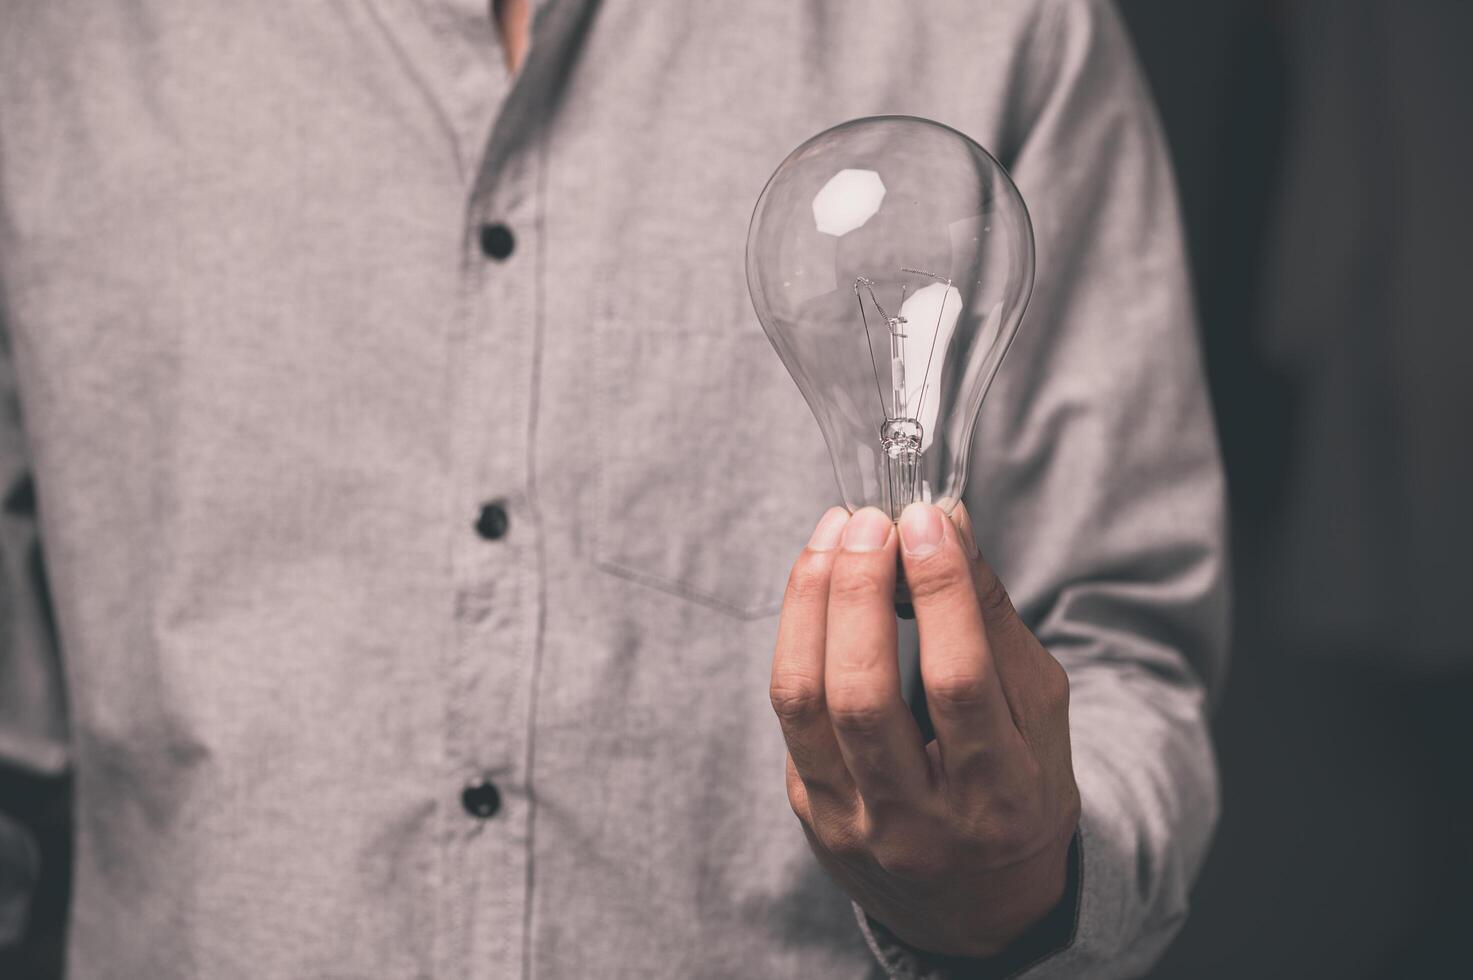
[860,1,1229,976]
[0,308,70,948]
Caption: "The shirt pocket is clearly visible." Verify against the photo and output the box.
[590,281,837,619]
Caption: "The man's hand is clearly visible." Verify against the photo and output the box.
[770,503,1081,959]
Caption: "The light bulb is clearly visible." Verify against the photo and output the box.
[746,115,1034,525]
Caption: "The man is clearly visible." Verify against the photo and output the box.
[0,1,1226,977]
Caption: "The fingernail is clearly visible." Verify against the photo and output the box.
[841,507,892,552]
[899,502,944,557]
[806,507,849,552]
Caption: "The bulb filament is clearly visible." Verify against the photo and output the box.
[855,270,952,518]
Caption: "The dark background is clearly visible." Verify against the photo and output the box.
[1123,1,1472,977]
[3,2,1470,977]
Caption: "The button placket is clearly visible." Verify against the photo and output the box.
[441,162,545,977]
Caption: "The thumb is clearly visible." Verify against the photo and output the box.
[947,502,1023,632]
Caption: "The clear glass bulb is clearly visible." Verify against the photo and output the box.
[746,115,1035,521]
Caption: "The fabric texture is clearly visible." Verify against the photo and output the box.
[0,1,1226,976]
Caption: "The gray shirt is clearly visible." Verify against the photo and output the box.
[0,1,1227,977]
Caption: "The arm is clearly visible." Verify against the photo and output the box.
[977,1,1227,969]
[892,0,1227,972]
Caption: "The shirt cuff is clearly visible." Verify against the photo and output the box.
[855,831,1084,980]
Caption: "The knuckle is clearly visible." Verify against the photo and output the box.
[958,812,1019,858]
[927,667,991,710]
[769,678,824,726]
[825,681,891,735]
[785,766,812,821]
[814,819,867,861]
[904,556,972,605]
[1059,783,1083,830]
[1041,657,1071,711]
[827,560,888,608]
[784,554,830,606]
[873,844,949,882]
[962,788,1047,856]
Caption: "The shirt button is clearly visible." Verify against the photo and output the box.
[478,222,515,260]
[461,779,502,819]
[475,501,509,540]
